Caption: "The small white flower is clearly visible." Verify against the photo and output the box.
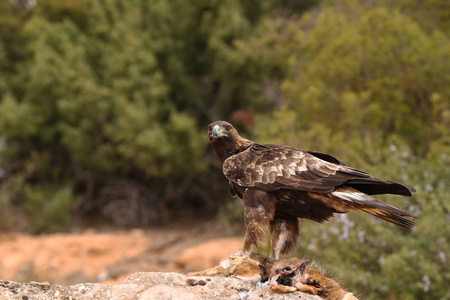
[422,275,431,292]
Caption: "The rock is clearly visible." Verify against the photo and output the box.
[0,272,321,300]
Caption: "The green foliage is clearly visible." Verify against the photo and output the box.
[390,0,450,33]
[1,0,309,229]
[253,3,450,158]
[249,1,450,298]
[22,184,74,234]
[0,154,74,233]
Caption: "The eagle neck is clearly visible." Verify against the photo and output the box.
[213,138,254,165]
[232,141,253,156]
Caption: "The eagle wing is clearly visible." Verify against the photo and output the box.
[223,144,414,195]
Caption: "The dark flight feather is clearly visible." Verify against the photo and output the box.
[307,151,347,165]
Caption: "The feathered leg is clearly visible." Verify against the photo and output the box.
[239,189,276,256]
[270,215,299,259]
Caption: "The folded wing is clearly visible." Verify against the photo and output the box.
[223,144,415,196]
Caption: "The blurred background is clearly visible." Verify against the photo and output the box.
[0,0,449,299]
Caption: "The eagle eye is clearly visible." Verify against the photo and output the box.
[225,125,232,131]
[207,125,212,132]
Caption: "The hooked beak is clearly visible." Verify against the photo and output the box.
[212,125,227,138]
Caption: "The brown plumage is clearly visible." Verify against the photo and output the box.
[208,121,417,259]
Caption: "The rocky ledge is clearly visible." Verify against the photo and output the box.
[0,272,320,300]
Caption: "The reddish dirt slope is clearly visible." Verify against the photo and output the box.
[0,223,243,286]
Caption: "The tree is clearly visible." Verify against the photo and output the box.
[0,0,314,230]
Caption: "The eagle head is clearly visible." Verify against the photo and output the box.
[208,121,238,142]
[208,121,253,163]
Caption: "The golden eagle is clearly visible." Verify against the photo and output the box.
[208,121,417,259]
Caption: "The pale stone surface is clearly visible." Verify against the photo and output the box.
[0,272,321,300]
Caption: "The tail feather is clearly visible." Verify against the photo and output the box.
[331,187,418,229]
[361,208,416,229]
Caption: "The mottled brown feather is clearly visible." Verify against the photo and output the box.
[223,144,368,193]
